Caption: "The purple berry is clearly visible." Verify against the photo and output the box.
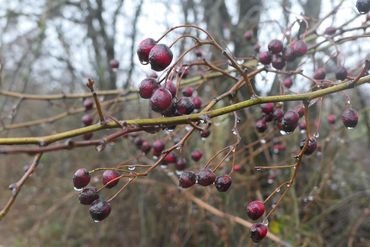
[271,54,286,70]
[82,114,94,126]
[73,168,91,189]
[150,87,173,113]
[258,51,272,65]
[215,175,232,192]
[83,98,94,111]
[175,158,187,171]
[197,169,216,186]
[342,108,359,128]
[110,59,119,69]
[300,138,317,155]
[139,78,159,99]
[192,96,202,110]
[137,38,157,64]
[324,26,337,35]
[182,87,194,97]
[281,110,300,132]
[149,44,173,71]
[313,68,326,80]
[79,187,99,205]
[335,66,348,80]
[179,171,197,188]
[268,39,283,54]
[250,223,268,242]
[256,119,268,133]
[283,77,293,88]
[291,40,308,57]
[89,199,111,222]
[176,97,195,115]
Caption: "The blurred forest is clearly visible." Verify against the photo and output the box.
[0,0,370,246]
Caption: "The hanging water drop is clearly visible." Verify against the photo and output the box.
[74,187,83,192]
[260,139,266,144]
[128,166,136,171]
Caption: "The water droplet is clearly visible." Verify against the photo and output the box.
[152,156,158,160]
[255,167,262,171]
[264,220,269,226]
[347,100,351,105]
[267,178,274,184]
[176,145,182,151]
[95,144,105,152]
[308,195,314,201]
[185,126,192,131]
[276,188,281,193]
[300,129,306,134]
[74,187,83,192]
[260,139,266,144]
[165,128,174,134]
[232,129,237,135]
[128,166,136,171]
[314,133,320,138]
[167,171,174,176]
[175,170,183,176]
[280,130,292,136]
[160,164,167,169]
[201,137,206,141]
[94,220,100,223]
[346,127,354,130]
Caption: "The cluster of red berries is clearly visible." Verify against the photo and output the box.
[245,200,267,242]
[137,38,173,71]
[178,169,232,192]
[258,39,307,69]
[73,168,122,222]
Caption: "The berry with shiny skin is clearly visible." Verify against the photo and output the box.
[164,152,177,164]
[182,87,194,97]
[79,187,99,205]
[197,169,216,186]
[102,170,120,188]
[261,103,274,114]
[148,44,173,71]
[82,114,94,126]
[175,158,187,171]
[179,171,197,188]
[258,51,272,65]
[246,200,265,220]
[256,119,268,133]
[356,0,370,13]
[335,66,348,80]
[83,98,94,111]
[283,77,293,88]
[215,175,232,192]
[342,108,359,128]
[109,59,119,69]
[139,78,159,99]
[271,54,286,70]
[73,168,91,189]
[268,39,283,54]
[137,38,156,64]
[250,223,268,242]
[313,68,326,80]
[176,97,195,115]
[300,138,317,155]
[192,96,202,110]
[281,110,300,132]
[150,87,173,113]
[191,150,203,161]
[89,199,111,222]
[327,114,337,125]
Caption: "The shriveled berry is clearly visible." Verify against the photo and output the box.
[342,108,359,128]
[89,199,111,222]
[165,80,177,97]
[261,103,274,114]
[176,97,195,115]
[271,54,286,70]
[191,150,203,161]
[291,40,308,57]
[283,77,293,88]
[83,98,94,111]
[182,87,194,97]
[335,66,348,80]
[268,39,283,54]
[141,141,151,154]
[175,158,187,171]
[149,44,173,71]
[244,30,253,41]
[300,138,317,155]
[79,187,99,205]
[246,200,265,220]
[109,59,119,69]
[73,168,91,189]
[150,87,173,113]
[152,140,165,154]
[82,114,94,126]
[179,171,197,188]
[258,51,272,65]
[192,96,202,109]
[356,0,370,13]
[313,68,326,80]
[164,152,177,164]
[281,110,300,132]
[324,26,337,35]
[102,170,120,188]
[139,78,159,99]
[197,169,216,186]
[215,175,232,192]
[250,223,268,242]
[137,38,157,64]
[256,119,268,133]
[327,114,337,125]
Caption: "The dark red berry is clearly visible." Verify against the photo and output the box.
[258,51,272,65]
[327,114,337,125]
[313,68,326,80]
[79,187,99,205]
[261,103,274,114]
[271,54,286,70]
[356,0,370,13]
[342,108,359,128]
[150,87,173,113]
[141,141,151,154]
[281,110,300,132]
[89,199,111,222]
[176,97,195,115]
[182,87,194,97]
[175,158,187,171]
[152,140,165,154]
[134,137,143,148]
[291,40,307,57]
[268,39,283,54]
[272,109,284,123]
[165,80,177,97]
[250,223,268,242]
[139,78,159,99]
[200,129,211,138]
[149,44,173,71]
[82,114,94,126]
[73,168,91,189]
[324,26,337,35]
[335,66,348,80]
[109,59,119,69]
[102,170,120,188]
[244,30,253,41]
[164,152,177,164]
[256,119,268,133]
[233,165,242,172]
[246,200,265,220]
[295,105,305,118]
[179,171,197,188]
[191,150,203,161]
[215,175,232,192]
[83,98,94,111]
[137,38,157,64]
[283,77,293,88]
[197,169,216,186]
[192,96,202,109]
[300,137,317,155]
